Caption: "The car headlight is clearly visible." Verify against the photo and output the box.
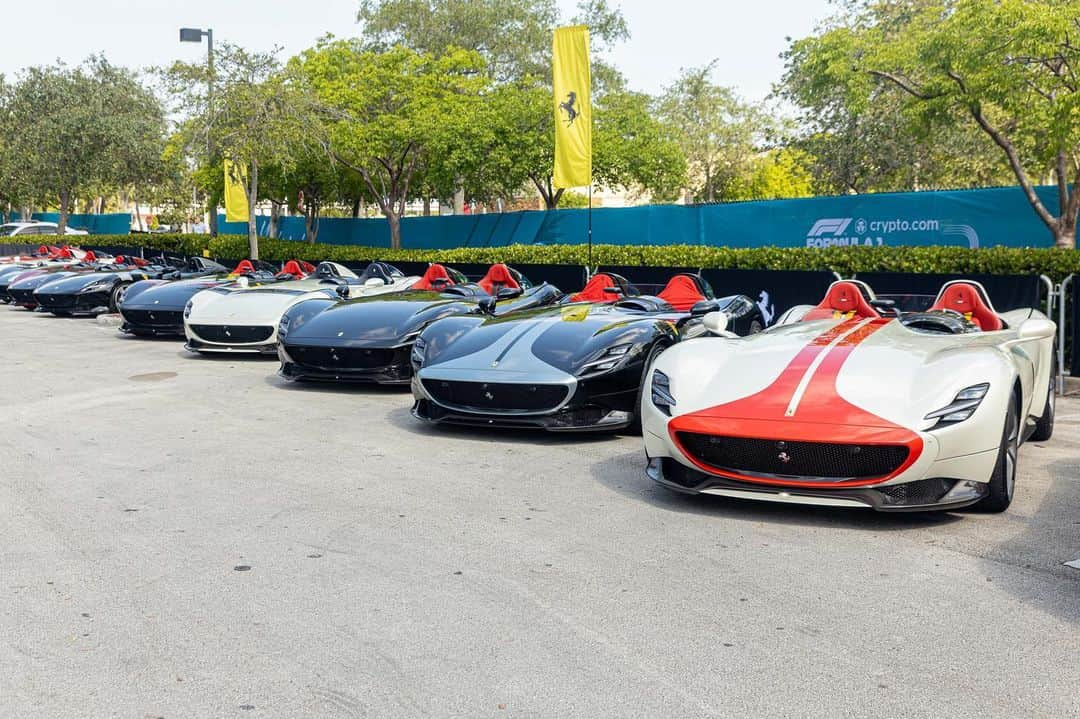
[277,314,291,341]
[183,299,194,319]
[579,343,636,376]
[925,383,989,426]
[411,336,427,368]
[79,280,110,292]
[651,369,675,416]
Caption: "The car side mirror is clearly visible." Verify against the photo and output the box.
[703,311,731,336]
[336,284,350,299]
[690,299,720,317]
[479,296,498,315]
[1016,317,1055,341]
[497,287,522,300]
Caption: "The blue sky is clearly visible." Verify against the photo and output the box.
[2,0,834,101]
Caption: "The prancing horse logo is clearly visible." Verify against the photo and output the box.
[559,91,579,126]
[778,452,791,464]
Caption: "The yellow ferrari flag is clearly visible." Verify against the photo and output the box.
[553,25,592,189]
[224,158,249,223]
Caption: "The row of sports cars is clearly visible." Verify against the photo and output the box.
[2,245,1058,515]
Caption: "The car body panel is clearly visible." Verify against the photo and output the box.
[642,302,1054,511]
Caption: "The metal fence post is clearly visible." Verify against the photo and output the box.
[1059,274,1073,393]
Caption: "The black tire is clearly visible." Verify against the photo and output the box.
[108,282,129,313]
[628,343,667,435]
[974,397,1020,513]
[1030,359,1056,442]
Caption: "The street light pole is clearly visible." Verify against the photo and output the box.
[180,27,217,237]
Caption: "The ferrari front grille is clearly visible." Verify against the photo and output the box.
[423,379,569,412]
[189,324,273,344]
[34,294,77,309]
[8,288,37,304]
[676,433,909,482]
[285,345,397,370]
[122,309,183,328]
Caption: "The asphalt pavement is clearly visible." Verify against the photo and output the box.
[1,308,1078,718]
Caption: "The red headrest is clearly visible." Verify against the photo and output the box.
[278,260,305,277]
[928,281,1002,331]
[802,281,880,322]
[412,263,455,291]
[232,260,256,274]
[36,245,49,255]
[657,275,706,312]
[477,263,520,295]
[298,261,316,275]
[114,256,125,264]
[82,250,97,263]
[570,273,619,303]
[49,247,74,260]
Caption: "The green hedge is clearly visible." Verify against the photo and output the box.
[81,233,1080,281]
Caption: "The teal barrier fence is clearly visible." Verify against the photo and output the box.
[6,212,132,235]
[221,184,1063,250]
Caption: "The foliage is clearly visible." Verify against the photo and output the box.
[782,0,1080,248]
[107,233,1080,282]
[294,41,488,250]
[722,149,815,202]
[165,43,319,257]
[4,57,166,231]
[659,62,772,202]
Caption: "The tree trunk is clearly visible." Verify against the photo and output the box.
[57,190,71,235]
[269,200,281,239]
[305,202,320,244]
[247,162,259,260]
[422,197,431,216]
[453,182,465,215]
[351,197,361,218]
[386,210,401,250]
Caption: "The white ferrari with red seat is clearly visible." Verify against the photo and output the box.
[642,279,1056,512]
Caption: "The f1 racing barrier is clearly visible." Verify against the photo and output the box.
[219,185,1067,250]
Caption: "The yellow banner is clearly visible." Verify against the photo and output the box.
[553,25,592,189]
[224,159,249,223]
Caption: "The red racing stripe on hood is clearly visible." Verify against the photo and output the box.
[668,317,923,487]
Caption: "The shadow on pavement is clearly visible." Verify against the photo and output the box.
[387,404,624,447]
[590,448,962,531]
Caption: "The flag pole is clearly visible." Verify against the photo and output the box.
[587,184,593,268]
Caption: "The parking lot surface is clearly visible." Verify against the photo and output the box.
[1,308,1078,718]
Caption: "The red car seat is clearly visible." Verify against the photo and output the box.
[82,250,97,263]
[232,260,256,274]
[928,281,1003,331]
[298,261,316,275]
[477,264,521,295]
[277,260,306,278]
[802,280,880,321]
[657,275,706,312]
[570,273,619,303]
[412,263,455,290]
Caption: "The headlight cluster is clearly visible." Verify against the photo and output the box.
[183,299,194,319]
[579,343,634,376]
[925,383,989,426]
[277,314,291,341]
[411,336,427,367]
[651,369,675,416]
[79,280,110,293]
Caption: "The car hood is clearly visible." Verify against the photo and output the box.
[659,316,1023,432]
[423,303,670,375]
[124,277,229,310]
[34,271,129,293]
[284,292,472,345]
[9,271,79,291]
[189,285,331,324]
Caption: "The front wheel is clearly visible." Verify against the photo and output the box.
[109,282,129,313]
[628,343,667,435]
[974,399,1020,513]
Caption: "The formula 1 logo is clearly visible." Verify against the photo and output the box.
[806,218,852,237]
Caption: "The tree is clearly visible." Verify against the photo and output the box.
[357,0,627,85]
[165,44,316,258]
[4,57,166,233]
[659,62,770,203]
[723,149,815,201]
[791,0,1080,248]
[779,13,1012,195]
[295,41,488,249]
